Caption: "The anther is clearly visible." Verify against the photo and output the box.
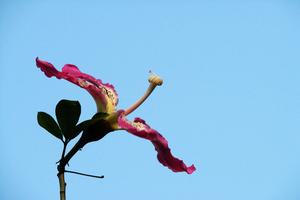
[148,73,163,86]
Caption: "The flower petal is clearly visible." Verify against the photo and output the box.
[35,58,61,78]
[118,113,196,174]
[36,57,118,113]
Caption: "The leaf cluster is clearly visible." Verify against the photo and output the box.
[37,99,104,143]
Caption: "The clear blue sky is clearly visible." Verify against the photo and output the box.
[1,0,300,199]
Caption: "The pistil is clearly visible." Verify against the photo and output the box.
[124,73,163,116]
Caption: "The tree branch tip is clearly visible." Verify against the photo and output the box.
[64,170,104,179]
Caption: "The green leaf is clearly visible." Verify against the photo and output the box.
[37,112,62,140]
[55,99,81,140]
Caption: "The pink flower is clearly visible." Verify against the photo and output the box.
[36,57,196,174]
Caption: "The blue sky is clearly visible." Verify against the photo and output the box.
[1,0,300,199]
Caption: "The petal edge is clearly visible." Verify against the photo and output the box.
[118,113,196,174]
[36,58,118,113]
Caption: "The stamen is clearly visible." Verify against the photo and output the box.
[124,73,163,116]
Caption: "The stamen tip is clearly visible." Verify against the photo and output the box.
[148,72,163,86]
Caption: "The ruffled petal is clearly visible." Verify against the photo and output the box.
[118,113,196,174]
[35,58,61,78]
[36,57,118,113]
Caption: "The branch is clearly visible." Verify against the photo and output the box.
[65,170,104,179]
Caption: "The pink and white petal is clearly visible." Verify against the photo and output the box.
[61,64,119,113]
[36,57,61,78]
[118,114,196,174]
[36,57,118,113]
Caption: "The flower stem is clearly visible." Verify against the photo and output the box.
[59,138,85,167]
[56,128,108,199]
[58,171,66,200]
[57,142,68,200]
[56,136,88,200]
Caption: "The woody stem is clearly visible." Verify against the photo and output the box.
[57,139,84,200]
[124,83,156,115]
[57,142,68,200]
[58,171,66,200]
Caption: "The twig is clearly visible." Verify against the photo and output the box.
[64,170,104,179]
